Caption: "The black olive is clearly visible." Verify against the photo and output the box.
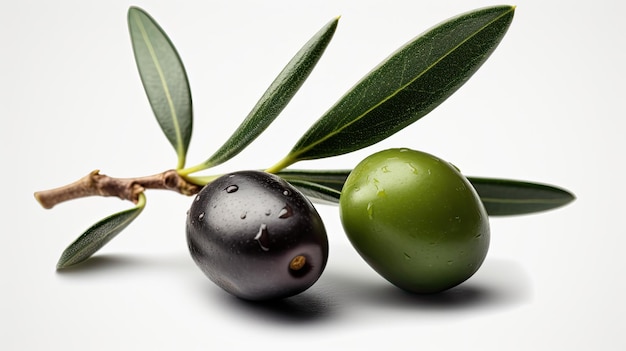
[186,170,329,301]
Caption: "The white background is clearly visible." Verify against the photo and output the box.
[2,0,624,349]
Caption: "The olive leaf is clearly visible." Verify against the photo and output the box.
[268,5,515,171]
[128,6,193,170]
[277,169,348,192]
[283,179,341,205]
[56,193,146,269]
[183,17,340,174]
[277,169,575,216]
[467,177,576,216]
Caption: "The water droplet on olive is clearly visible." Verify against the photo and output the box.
[254,223,270,251]
[225,185,238,193]
[366,202,374,220]
[278,205,293,219]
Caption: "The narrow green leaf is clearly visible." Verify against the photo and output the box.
[185,17,339,174]
[277,169,575,216]
[275,6,515,168]
[278,169,349,193]
[285,179,342,205]
[467,177,576,216]
[56,193,146,269]
[128,7,192,169]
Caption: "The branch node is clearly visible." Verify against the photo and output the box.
[34,169,203,209]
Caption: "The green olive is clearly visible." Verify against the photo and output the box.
[339,148,490,293]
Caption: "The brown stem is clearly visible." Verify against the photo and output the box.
[34,169,202,209]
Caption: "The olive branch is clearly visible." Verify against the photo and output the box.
[34,5,574,269]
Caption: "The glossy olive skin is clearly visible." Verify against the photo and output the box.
[186,170,328,301]
[340,148,490,294]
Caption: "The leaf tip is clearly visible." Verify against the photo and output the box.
[505,5,516,16]
[563,189,577,204]
[127,6,142,19]
[330,15,340,30]
[128,5,144,14]
[55,251,74,270]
